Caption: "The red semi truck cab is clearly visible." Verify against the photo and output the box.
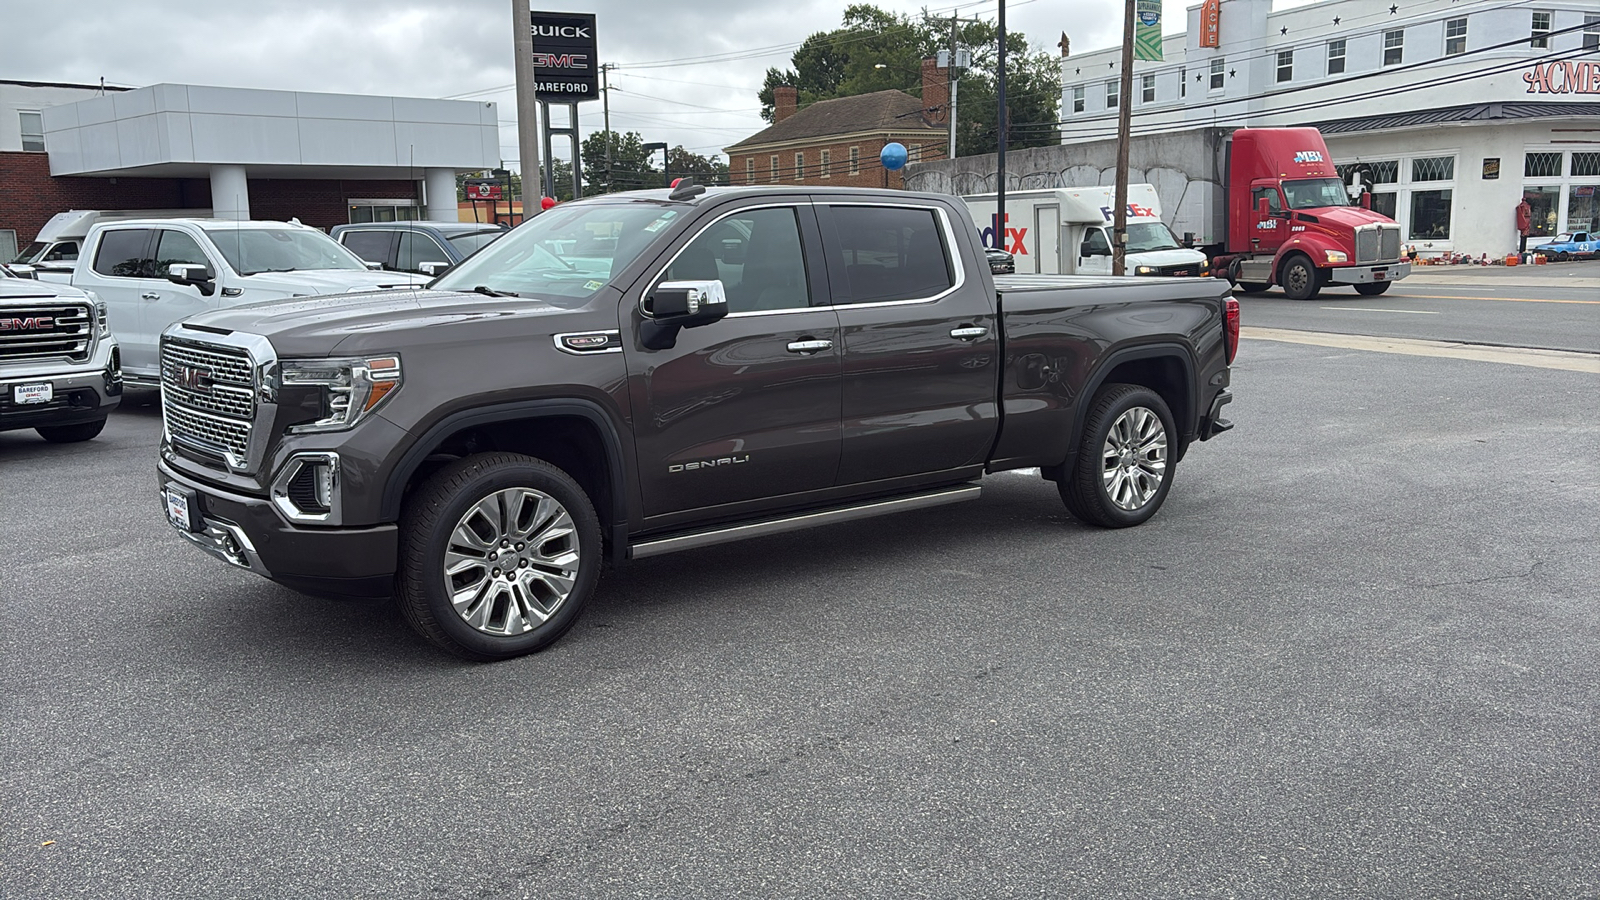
[1216,127,1409,300]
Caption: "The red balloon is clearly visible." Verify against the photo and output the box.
[540,196,557,210]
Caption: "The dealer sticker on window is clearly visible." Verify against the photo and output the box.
[13,382,52,405]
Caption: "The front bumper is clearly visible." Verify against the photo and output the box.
[1327,261,1411,284]
[0,341,121,432]
[158,458,399,599]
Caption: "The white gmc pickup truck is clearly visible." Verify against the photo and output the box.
[39,219,426,384]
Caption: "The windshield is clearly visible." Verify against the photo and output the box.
[447,231,505,255]
[433,202,685,299]
[1282,178,1352,210]
[1125,222,1182,253]
[203,227,369,275]
[11,242,47,264]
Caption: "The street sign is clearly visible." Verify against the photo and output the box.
[465,180,503,200]
[530,10,599,104]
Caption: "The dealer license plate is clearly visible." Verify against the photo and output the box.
[164,485,197,533]
[14,382,52,405]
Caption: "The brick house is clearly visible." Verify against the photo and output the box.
[724,59,950,190]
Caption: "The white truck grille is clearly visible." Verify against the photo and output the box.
[0,302,93,363]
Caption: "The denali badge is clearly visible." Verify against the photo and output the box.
[669,454,750,473]
[0,316,54,332]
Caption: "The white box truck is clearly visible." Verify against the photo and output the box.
[964,185,1210,278]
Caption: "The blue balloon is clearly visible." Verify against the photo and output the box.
[880,142,909,171]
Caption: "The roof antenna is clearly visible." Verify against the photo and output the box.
[98,77,105,96]
[668,177,705,202]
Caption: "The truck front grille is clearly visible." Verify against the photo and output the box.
[1355,224,1404,264]
[161,339,256,469]
[0,302,93,362]
[1355,227,1380,264]
[1380,225,1401,261]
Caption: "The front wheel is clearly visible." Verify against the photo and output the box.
[398,453,601,661]
[1058,384,1177,528]
[37,418,107,443]
[1280,254,1321,301]
[1354,281,1391,296]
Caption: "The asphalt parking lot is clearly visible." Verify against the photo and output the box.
[3,314,1598,897]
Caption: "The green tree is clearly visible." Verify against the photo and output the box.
[756,4,1059,157]
[666,146,730,186]
[580,129,660,194]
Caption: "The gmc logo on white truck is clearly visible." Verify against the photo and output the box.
[0,316,55,332]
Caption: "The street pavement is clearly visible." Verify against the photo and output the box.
[2,283,1597,898]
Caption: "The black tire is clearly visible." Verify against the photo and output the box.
[398,452,601,661]
[1280,254,1321,301]
[1235,282,1270,294]
[1556,251,1570,262]
[1058,383,1178,528]
[1354,281,1391,296]
[36,418,106,443]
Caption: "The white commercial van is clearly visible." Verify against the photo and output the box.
[964,185,1210,277]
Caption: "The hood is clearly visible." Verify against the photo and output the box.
[233,268,429,298]
[1301,206,1396,230]
[1127,247,1208,266]
[0,277,92,301]
[176,289,584,358]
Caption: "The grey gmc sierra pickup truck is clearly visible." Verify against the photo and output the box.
[156,184,1237,660]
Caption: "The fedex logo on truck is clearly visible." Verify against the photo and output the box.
[980,214,1029,255]
[1294,150,1325,163]
[1099,203,1157,222]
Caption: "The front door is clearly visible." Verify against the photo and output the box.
[139,228,221,368]
[1077,226,1113,275]
[1250,182,1288,256]
[624,202,842,521]
[1034,204,1061,274]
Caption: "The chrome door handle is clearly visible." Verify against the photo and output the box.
[786,339,833,354]
[949,326,988,341]
[140,291,161,300]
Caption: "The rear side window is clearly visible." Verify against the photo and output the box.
[827,206,953,303]
[92,229,155,278]
[340,230,395,267]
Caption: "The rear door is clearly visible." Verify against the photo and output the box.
[818,200,998,485]
[1034,204,1061,274]
[80,227,156,373]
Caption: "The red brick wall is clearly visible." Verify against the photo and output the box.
[0,151,421,245]
[730,136,947,190]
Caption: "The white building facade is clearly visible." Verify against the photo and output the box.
[1059,0,1600,255]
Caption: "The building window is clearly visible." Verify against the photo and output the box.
[1572,152,1600,177]
[1409,190,1452,239]
[1383,29,1404,66]
[1072,85,1085,113]
[1209,58,1225,91]
[908,144,921,162]
[1523,186,1561,236]
[1444,18,1467,56]
[347,200,418,223]
[1142,74,1156,103]
[1327,40,1346,75]
[1106,79,1119,108]
[1586,15,1600,51]
[1529,11,1551,49]
[1180,66,1187,98]
[849,146,860,176]
[1568,185,1599,233]
[1412,156,1455,182]
[745,157,755,184]
[1276,50,1293,83]
[820,149,831,178]
[1525,152,1563,178]
[770,155,779,182]
[794,151,804,181]
[19,111,44,152]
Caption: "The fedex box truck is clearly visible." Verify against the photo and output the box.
[964,185,1210,277]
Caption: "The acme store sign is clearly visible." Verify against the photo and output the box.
[1522,61,1600,94]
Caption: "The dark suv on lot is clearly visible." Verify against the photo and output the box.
[331,222,507,276]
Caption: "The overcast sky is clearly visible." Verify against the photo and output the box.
[9,0,1219,171]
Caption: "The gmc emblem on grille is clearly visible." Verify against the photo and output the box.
[177,364,213,392]
[0,316,54,332]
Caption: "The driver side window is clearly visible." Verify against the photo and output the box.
[1253,186,1283,213]
[665,207,810,314]
[1080,227,1110,257]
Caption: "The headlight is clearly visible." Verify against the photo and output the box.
[87,292,111,338]
[1324,250,1349,263]
[1135,265,1158,275]
[280,354,402,433]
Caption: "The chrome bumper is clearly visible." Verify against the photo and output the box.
[1328,261,1411,284]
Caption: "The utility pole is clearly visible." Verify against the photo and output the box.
[996,1,1006,253]
[948,16,958,159]
[511,0,541,207]
[1112,0,1135,276]
[601,63,613,192]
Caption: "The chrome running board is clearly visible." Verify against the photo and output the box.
[629,482,982,560]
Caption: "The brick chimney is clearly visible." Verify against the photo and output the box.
[921,57,948,127]
[773,86,798,124]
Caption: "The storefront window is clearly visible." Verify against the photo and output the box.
[1572,153,1600,178]
[1524,152,1562,178]
[1370,192,1397,220]
[1409,190,1452,239]
[1566,185,1598,233]
[1412,156,1454,182]
[1522,186,1560,237]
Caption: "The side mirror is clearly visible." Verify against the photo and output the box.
[6,264,38,279]
[1359,193,1372,210]
[1256,197,1271,217]
[167,263,216,296]
[364,260,383,271]
[418,261,451,277]
[639,280,729,350]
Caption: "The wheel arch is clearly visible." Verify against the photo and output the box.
[1069,343,1197,464]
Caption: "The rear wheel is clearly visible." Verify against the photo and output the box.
[1354,281,1391,296]
[1280,254,1321,301]
[1058,384,1177,528]
[36,418,106,443]
[398,453,601,661]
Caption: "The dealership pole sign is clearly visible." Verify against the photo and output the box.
[1522,60,1600,95]
[530,11,598,103]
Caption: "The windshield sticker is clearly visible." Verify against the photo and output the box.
[643,212,678,233]
[583,280,605,291]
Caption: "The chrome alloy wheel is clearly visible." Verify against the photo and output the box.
[442,488,581,636]
[1100,406,1168,511]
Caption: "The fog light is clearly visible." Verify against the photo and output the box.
[314,462,336,510]
[271,452,341,523]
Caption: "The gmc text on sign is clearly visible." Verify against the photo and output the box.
[529,10,599,104]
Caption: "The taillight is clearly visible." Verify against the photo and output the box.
[1224,296,1240,364]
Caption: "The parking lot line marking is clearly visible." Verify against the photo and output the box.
[1395,293,1600,305]
[1243,327,1600,374]
[1318,306,1440,314]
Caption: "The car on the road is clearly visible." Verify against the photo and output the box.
[330,221,508,276]
[0,263,121,442]
[985,246,1016,275]
[1535,231,1598,261]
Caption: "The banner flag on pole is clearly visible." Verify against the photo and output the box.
[1135,0,1163,61]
